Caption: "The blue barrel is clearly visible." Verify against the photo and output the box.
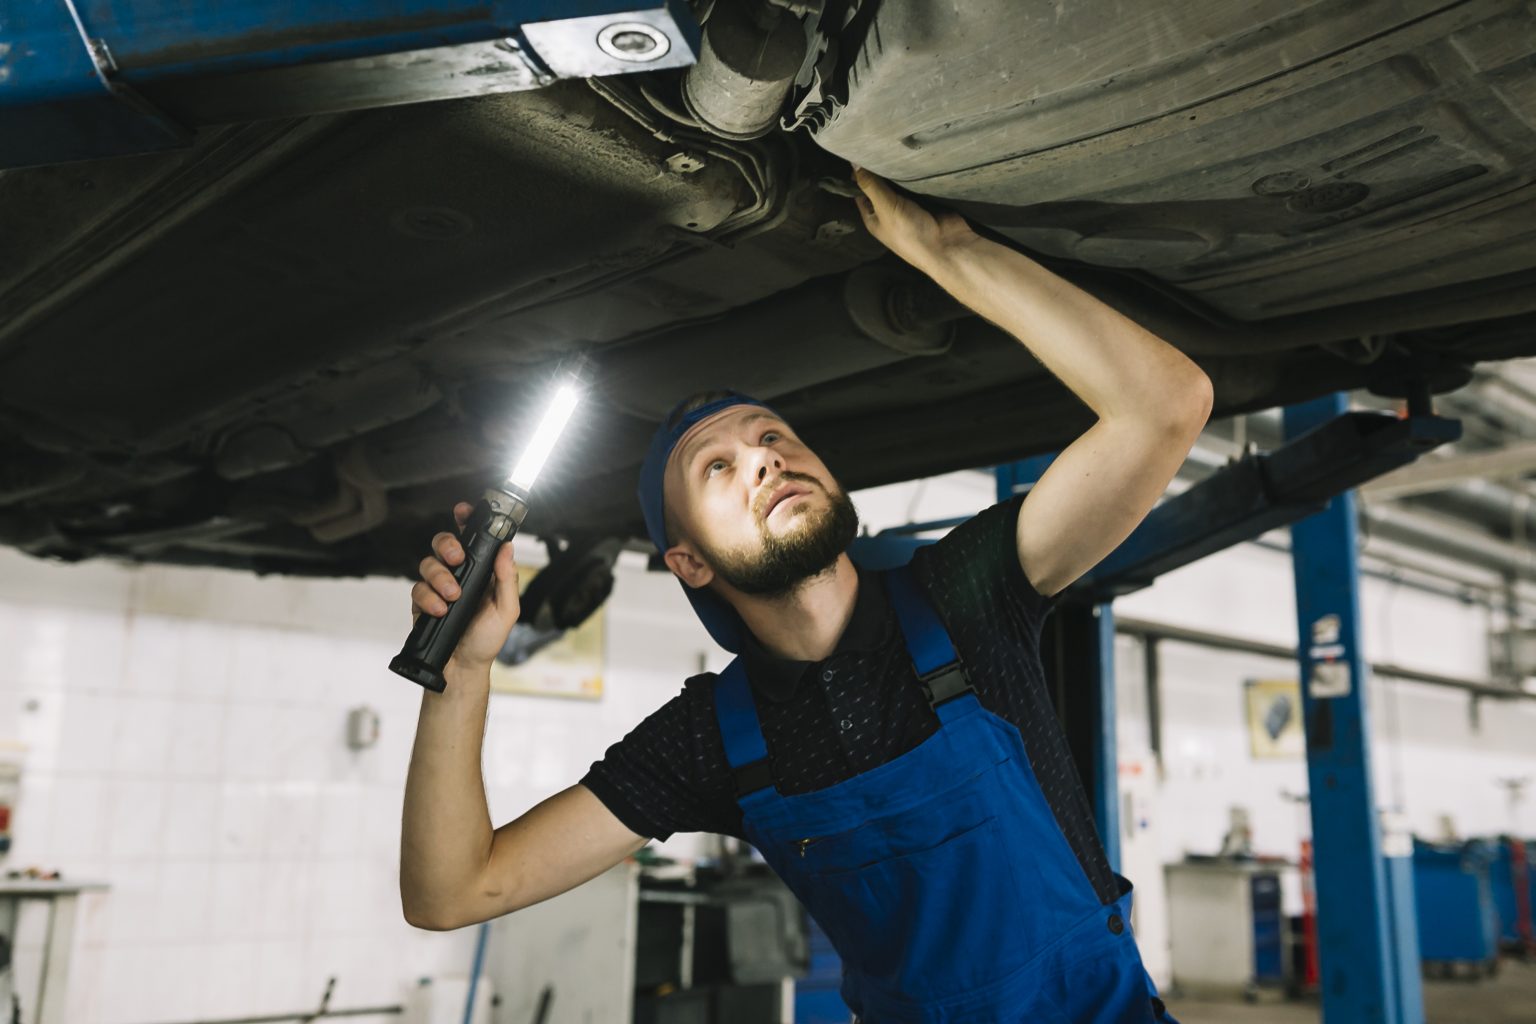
[1413,838,1499,967]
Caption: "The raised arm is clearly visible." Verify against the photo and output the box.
[852,169,1212,597]
[399,504,647,931]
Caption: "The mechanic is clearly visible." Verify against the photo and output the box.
[400,168,1211,1022]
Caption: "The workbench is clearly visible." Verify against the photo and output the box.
[0,878,110,1024]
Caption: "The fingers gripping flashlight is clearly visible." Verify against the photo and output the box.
[388,374,583,692]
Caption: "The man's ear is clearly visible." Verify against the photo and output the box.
[664,542,714,590]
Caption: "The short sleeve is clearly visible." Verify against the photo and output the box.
[910,493,1055,634]
[908,494,1121,904]
[578,675,741,842]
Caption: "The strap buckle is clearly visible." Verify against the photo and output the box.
[919,663,973,707]
[732,759,774,798]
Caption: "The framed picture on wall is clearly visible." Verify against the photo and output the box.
[1245,678,1304,759]
[488,565,606,701]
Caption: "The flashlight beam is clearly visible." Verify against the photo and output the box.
[508,381,581,491]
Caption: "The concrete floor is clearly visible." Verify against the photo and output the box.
[1169,959,1536,1024]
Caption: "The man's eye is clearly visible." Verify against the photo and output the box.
[762,431,781,444]
[707,459,728,476]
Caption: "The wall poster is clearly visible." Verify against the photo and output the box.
[1245,678,1304,759]
[488,566,606,700]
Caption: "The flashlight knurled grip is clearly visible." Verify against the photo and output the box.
[389,487,530,692]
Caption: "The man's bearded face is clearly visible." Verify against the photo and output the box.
[664,406,858,598]
[695,469,860,596]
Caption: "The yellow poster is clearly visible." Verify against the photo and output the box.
[488,566,606,700]
[1245,678,1304,760]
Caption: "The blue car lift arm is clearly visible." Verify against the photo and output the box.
[1066,408,1462,603]
[1,0,699,169]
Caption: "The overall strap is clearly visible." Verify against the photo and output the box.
[713,658,774,797]
[884,564,977,715]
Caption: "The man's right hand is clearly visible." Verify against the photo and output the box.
[410,501,522,673]
[401,505,647,931]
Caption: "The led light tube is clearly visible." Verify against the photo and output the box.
[508,381,581,491]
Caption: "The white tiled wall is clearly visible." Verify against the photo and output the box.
[3,469,1536,1023]
[1113,535,1536,859]
[0,533,715,1024]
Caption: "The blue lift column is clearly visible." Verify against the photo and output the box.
[997,454,1121,873]
[1284,393,1424,1024]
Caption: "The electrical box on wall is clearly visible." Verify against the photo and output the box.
[347,706,380,750]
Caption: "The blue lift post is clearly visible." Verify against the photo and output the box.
[1285,392,1424,1024]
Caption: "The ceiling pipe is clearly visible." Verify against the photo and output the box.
[1433,379,1536,434]
[1115,616,1533,702]
[1395,481,1536,540]
[1358,503,1536,585]
[1394,387,1536,535]
[1362,440,1536,500]
[1244,533,1499,609]
[1471,366,1536,428]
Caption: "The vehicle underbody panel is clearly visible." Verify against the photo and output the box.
[1,0,1533,577]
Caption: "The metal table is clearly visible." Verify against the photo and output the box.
[0,878,110,1024]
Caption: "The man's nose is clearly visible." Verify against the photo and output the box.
[750,446,784,483]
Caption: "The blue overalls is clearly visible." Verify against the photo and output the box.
[713,565,1175,1023]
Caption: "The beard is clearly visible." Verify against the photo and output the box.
[700,473,860,597]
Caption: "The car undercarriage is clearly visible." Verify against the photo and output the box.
[2,0,1534,584]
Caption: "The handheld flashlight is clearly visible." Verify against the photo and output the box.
[389,372,584,692]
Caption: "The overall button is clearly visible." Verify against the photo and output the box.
[1107,913,1125,935]
[821,669,834,682]
[840,718,852,731]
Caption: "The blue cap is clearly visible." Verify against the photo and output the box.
[638,391,776,652]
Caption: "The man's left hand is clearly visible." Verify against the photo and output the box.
[852,166,980,273]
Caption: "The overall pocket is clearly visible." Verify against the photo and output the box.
[1027,910,1163,1024]
[808,815,1032,1001]
[792,755,1011,874]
